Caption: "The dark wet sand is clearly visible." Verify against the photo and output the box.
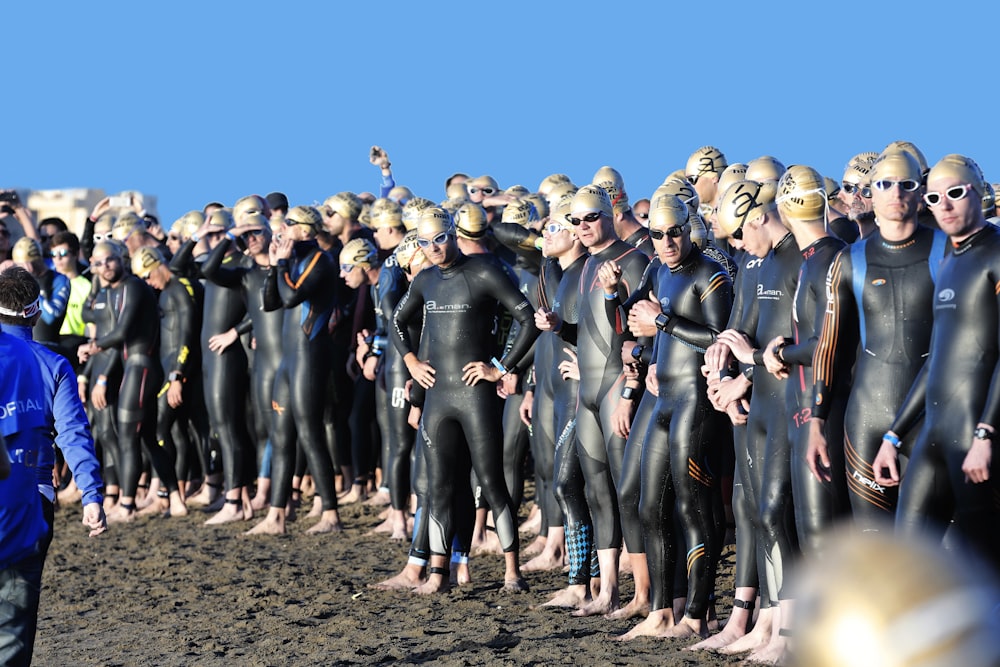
[36,496,746,666]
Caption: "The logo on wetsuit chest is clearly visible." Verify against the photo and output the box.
[660,296,670,310]
[870,278,886,286]
[756,284,782,300]
[425,300,471,313]
[935,288,958,311]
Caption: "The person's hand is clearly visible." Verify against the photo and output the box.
[77,379,88,404]
[89,196,111,221]
[481,193,518,208]
[407,405,422,430]
[147,221,166,242]
[621,341,638,367]
[406,354,436,389]
[462,361,502,386]
[369,145,390,170]
[500,372,519,397]
[208,328,238,355]
[711,375,750,412]
[167,380,184,409]
[623,363,640,382]
[963,431,993,484]
[724,399,750,425]
[558,348,580,381]
[356,330,371,367]
[628,293,662,337]
[597,260,622,296]
[363,355,378,381]
[645,363,659,396]
[82,502,108,537]
[271,236,293,262]
[519,390,533,427]
[404,379,413,402]
[872,438,901,487]
[806,419,832,483]
[703,342,732,374]
[91,382,108,410]
[717,329,757,366]
[535,307,560,332]
[762,335,789,379]
[77,342,93,364]
[611,393,636,439]
[194,222,224,239]
[130,193,145,214]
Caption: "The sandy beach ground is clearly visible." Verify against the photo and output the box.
[35,493,746,666]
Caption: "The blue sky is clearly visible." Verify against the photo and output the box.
[7,2,998,223]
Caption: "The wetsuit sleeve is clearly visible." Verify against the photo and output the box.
[39,273,70,325]
[94,281,141,351]
[812,251,857,421]
[275,251,329,308]
[51,355,103,506]
[483,263,539,370]
[263,267,282,312]
[661,268,733,351]
[781,271,825,367]
[167,284,197,378]
[201,238,244,288]
[235,314,253,336]
[491,223,542,271]
[391,280,424,356]
[977,272,1000,428]
[81,216,97,260]
[168,239,197,275]
[890,362,928,437]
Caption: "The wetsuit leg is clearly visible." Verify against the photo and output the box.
[288,345,338,509]
[385,359,415,512]
[268,365,296,509]
[501,394,530,506]
[638,401,676,611]
[202,344,253,493]
[758,408,797,601]
[531,384,561,534]
[619,390,656,554]
[408,429,430,563]
[732,426,759,591]
[422,408,466,557]
[575,394,622,551]
[119,361,178,495]
[791,400,849,555]
[348,376,377,488]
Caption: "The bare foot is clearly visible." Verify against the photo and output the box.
[719,611,772,655]
[363,490,390,507]
[370,565,425,591]
[519,504,541,535]
[615,609,674,641]
[536,586,590,609]
[413,571,450,596]
[205,499,244,525]
[168,492,189,518]
[137,496,168,517]
[135,480,160,510]
[502,577,529,593]
[306,495,322,518]
[454,562,472,585]
[338,484,366,505]
[521,534,547,559]
[660,616,708,639]
[605,596,650,620]
[368,515,394,535]
[572,591,619,617]
[245,511,286,535]
[106,504,136,524]
[306,510,343,534]
[688,608,752,651]
[744,637,787,664]
[521,548,565,573]
[250,494,270,511]
[299,475,315,498]
[471,530,503,556]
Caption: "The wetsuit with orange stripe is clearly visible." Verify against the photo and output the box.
[887,224,1000,562]
[573,239,648,550]
[94,274,179,499]
[774,236,845,555]
[264,238,339,512]
[811,225,945,531]
[639,245,732,617]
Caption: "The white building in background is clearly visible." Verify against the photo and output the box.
[10,188,158,239]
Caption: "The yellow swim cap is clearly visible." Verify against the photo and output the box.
[417,207,455,238]
[570,185,613,218]
[745,156,786,184]
[454,203,488,239]
[285,205,322,228]
[402,197,435,231]
[131,246,164,278]
[369,198,404,229]
[340,238,378,268]
[686,146,727,179]
[776,165,827,223]
[716,180,774,239]
[11,237,41,263]
[927,154,986,194]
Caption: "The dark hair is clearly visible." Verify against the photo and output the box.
[39,217,69,232]
[0,266,41,326]
[51,230,80,254]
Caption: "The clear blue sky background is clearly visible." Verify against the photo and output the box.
[7,2,998,223]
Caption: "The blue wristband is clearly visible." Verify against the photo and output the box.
[491,357,509,376]
[883,431,901,449]
[604,292,618,301]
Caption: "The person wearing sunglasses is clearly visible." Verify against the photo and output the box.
[82,240,183,525]
[594,166,654,259]
[558,185,648,617]
[808,149,945,540]
[619,193,733,640]
[171,209,255,522]
[839,154,879,240]
[246,205,342,536]
[874,154,1000,567]
[11,236,69,354]
[391,207,539,594]
[712,179,800,657]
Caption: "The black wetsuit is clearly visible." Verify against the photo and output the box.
[94,274,179,497]
[639,247,732,617]
[81,280,121,487]
[392,252,539,557]
[172,240,254,495]
[812,226,946,531]
[371,255,414,512]
[888,224,1000,563]
[743,233,800,601]
[264,239,339,511]
[573,240,648,551]
[777,236,846,556]
[154,274,204,485]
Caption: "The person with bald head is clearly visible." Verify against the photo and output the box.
[874,154,1000,565]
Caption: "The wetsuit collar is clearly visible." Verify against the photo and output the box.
[774,232,795,252]
[292,239,319,255]
[952,224,992,256]
[669,244,701,274]
[0,323,33,342]
[438,252,468,276]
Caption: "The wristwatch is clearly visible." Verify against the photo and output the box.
[973,426,995,441]
[630,345,645,363]
[654,312,670,331]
